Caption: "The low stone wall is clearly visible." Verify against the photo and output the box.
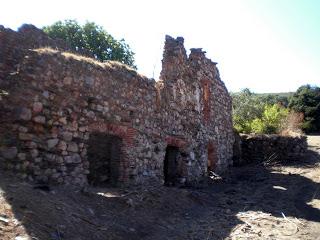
[239,134,307,164]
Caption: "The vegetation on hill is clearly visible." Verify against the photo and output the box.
[232,85,319,134]
[255,92,293,107]
[232,89,292,134]
[43,20,136,68]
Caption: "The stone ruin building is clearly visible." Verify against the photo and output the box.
[0,24,234,186]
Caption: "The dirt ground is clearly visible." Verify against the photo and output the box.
[0,136,319,240]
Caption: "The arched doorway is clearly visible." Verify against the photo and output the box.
[207,142,217,172]
[87,133,122,186]
[163,146,179,186]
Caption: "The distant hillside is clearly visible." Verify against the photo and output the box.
[230,91,294,97]
[255,92,294,98]
[230,90,294,108]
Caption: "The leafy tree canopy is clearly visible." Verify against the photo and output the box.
[232,89,265,133]
[232,85,319,134]
[288,84,320,133]
[232,89,292,134]
[251,104,289,134]
[43,20,136,68]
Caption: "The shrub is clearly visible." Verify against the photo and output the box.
[280,111,304,135]
[249,104,289,134]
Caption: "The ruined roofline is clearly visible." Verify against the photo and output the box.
[33,48,146,79]
[0,23,219,65]
[0,24,142,72]
[163,35,218,65]
[0,24,155,85]
[1,24,222,86]
[160,35,232,100]
[0,24,95,59]
[0,24,71,53]
[22,48,157,91]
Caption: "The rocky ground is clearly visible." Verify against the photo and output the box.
[0,136,319,240]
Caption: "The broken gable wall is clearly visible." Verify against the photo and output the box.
[0,25,233,186]
[159,36,234,178]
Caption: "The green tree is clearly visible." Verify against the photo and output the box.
[251,104,289,134]
[43,20,136,68]
[232,89,291,134]
[288,84,320,133]
[232,88,265,133]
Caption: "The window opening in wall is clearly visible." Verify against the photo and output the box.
[87,133,122,186]
[164,146,179,186]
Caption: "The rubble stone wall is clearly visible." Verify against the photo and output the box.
[239,134,307,164]
[0,25,234,186]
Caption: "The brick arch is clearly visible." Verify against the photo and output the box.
[165,136,187,149]
[87,122,138,184]
[88,122,137,147]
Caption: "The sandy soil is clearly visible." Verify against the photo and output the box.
[0,136,319,240]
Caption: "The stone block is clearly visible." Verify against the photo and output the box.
[18,153,27,161]
[18,126,28,133]
[57,141,67,151]
[59,117,67,125]
[16,107,32,121]
[19,133,34,141]
[67,142,79,153]
[47,139,59,149]
[62,132,73,141]
[33,116,46,124]
[1,147,18,159]
[30,149,39,158]
[33,102,43,113]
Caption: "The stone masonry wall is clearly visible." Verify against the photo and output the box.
[159,36,234,174]
[0,25,234,186]
[239,134,307,165]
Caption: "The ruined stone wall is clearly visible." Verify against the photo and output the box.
[239,134,307,164]
[0,24,92,73]
[0,25,234,186]
[159,36,234,175]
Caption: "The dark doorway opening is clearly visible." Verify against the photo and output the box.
[164,146,179,186]
[207,142,217,172]
[87,133,122,186]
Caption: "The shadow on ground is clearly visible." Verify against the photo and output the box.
[0,145,320,239]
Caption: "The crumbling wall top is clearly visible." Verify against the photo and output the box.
[160,35,188,81]
[160,35,220,86]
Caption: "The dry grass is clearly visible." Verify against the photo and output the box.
[280,111,304,136]
[32,48,146,79]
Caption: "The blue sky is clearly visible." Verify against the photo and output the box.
[1,0,319,93]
